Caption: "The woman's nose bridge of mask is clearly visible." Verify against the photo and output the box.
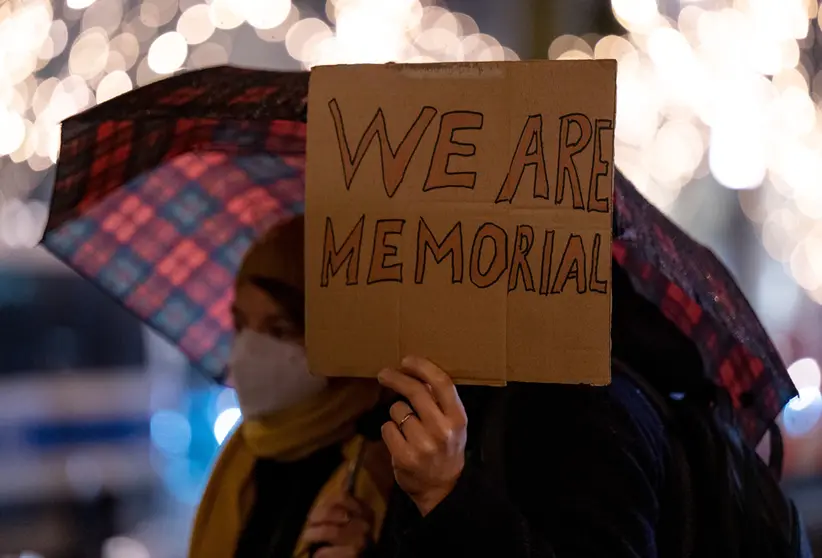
[233,328,287,358]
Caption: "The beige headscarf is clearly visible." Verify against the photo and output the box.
[188,216,392,558]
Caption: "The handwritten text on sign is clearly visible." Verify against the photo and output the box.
[305,61,616,385]
[319,102,611,295]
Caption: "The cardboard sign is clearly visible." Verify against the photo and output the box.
[305,61,616,385]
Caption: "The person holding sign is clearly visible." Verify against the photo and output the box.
[186,208,741,558]
[300,62,808,558]
[187,211,678,558]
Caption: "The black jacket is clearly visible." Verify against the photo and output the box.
[234,367,670,558]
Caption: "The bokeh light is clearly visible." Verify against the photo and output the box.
[150,410,193,456]
[789,357,822,389]
[147,31,188,74]
[784,357,822,436]
[102,536,151,558]
[213,407,241,445]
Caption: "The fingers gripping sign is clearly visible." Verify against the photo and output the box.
[378,356,468,517]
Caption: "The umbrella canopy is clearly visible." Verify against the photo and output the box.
[41,66,795,445]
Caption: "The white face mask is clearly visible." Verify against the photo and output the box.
[228,329,327,417]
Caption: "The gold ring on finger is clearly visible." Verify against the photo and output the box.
[398,411,417,433]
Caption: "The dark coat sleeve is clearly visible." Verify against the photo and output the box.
[395,374,669,558]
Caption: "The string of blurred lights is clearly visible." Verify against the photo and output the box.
[1,0,818,300]
[0,0,514,247]
[550,0,822,307]
[2,0,819,301]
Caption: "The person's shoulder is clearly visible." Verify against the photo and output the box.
[497,365,669,498]
[507,366,664,426]
[506,365,669,461]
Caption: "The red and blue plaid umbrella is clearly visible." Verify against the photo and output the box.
[41,66,795,445]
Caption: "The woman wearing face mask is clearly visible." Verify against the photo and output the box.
[188,215,395,558]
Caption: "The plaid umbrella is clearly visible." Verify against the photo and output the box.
[41,66,796,446]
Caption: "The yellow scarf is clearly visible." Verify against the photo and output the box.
[188,380,394,558]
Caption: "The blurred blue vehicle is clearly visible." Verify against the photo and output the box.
[0,246,188,558]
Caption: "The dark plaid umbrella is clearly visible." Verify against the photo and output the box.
[41,66,795,446]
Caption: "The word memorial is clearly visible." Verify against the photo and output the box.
[306,61,617,386]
